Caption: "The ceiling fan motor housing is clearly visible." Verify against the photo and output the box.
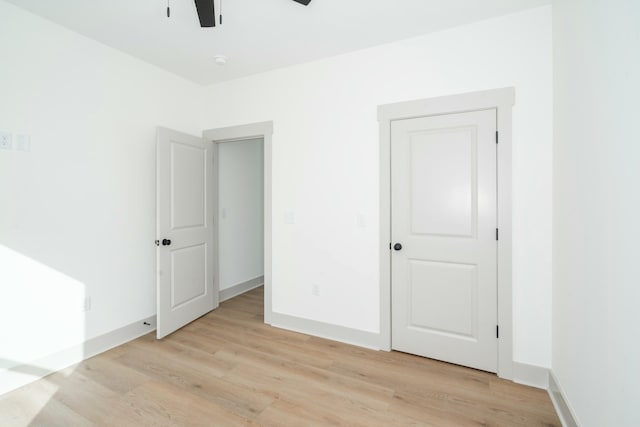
[194,0,216,27]
[193,0,310,28]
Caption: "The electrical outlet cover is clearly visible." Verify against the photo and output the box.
[0,131,12,150]
[311,283,320,296]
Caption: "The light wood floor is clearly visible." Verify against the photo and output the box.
[0,287,560,426]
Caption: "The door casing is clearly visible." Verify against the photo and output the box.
[202,121,274,324]
[378,88,515,379]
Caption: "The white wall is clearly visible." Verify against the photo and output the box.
[201,7,553,367]
[553,1,640,425]
[0,0,201,392]
[218,138,264,290]
[0,1,554,394]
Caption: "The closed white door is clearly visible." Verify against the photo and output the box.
[391,109,497,372]
[156,127,217,339]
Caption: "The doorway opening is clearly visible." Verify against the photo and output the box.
[203,121,274,324]
[217,137,265,303]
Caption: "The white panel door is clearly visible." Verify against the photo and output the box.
[391,109,497,372]
[156,127,217,339]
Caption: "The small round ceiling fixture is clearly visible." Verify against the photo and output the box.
[214,55,227,65]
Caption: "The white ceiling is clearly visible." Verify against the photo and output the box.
[7,0,550,85]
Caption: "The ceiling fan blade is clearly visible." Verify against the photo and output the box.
[194,0,216,27]
[292,0,312,5]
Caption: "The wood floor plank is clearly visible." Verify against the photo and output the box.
[0,379,95,427]
[221,356,395,416]
[114,346,272,420]
[0,286,561,426]
[71,357,151,395]
[48,377,142,425]
[110,381,252,427]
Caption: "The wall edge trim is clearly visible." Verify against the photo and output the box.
[268,312,380,350]
[548,370,581,427]
[512,361,549,389]
[219,276,264,302]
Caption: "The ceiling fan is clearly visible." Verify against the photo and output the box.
[167,0,312,28]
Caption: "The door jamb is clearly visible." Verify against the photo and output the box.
[377,88,515,379]
[202,121,274,324]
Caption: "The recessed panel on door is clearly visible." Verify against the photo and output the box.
[171,142,206,230]
[171,243,207,309]
[410,127,477,238]
[408,260,477,339]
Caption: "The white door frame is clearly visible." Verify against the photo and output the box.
[378,88,515,379]
[202,121,274,324]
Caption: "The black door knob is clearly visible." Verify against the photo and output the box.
[393,243,402,251]
[162,239,172,246]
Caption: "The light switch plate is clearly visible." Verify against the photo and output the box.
[16,134,31,152]
[0,131,12,150]
[284,211,295,224]
[357,213,366,228]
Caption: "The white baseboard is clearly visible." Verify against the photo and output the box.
[269,312,381,350]
[548,371,580,427]
[0,315,156,396]
[219,276,264,302]
[512,361,549,389]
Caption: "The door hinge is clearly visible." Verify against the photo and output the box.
[496,228,499,241]
[496,131,499,144]
[496,325,499,338]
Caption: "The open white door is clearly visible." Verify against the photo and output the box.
[156,127,217,339]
